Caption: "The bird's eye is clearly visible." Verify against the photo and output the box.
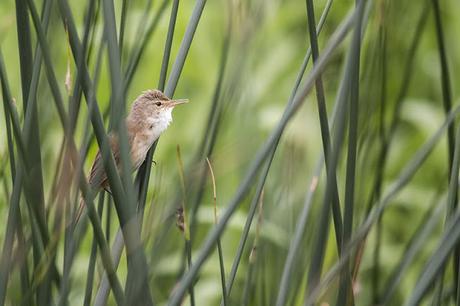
[155,102,162,106]
[149,124,154,129]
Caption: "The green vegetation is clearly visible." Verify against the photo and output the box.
[1,0,460,305]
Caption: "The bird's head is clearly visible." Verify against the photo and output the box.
[128,89,188,136]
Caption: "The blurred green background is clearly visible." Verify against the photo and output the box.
[2,0,460,305]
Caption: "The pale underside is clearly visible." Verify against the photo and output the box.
[88,109,172,191]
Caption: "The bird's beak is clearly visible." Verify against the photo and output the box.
[169,99,189,107]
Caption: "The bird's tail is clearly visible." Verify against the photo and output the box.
[75,195,86,225]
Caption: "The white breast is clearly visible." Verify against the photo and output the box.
[153,109,173,139]
[131,109,173,169]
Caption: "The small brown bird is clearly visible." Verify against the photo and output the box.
[76,89,188,222]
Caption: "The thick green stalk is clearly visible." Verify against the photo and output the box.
[336,0,364,304]
[101,0,153,304]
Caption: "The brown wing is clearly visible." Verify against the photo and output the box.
[88,135,120,190]
[88,132,135,190]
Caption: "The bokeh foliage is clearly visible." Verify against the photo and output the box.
[1,0,460,305]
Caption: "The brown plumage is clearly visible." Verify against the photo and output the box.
[76,89,188,222]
